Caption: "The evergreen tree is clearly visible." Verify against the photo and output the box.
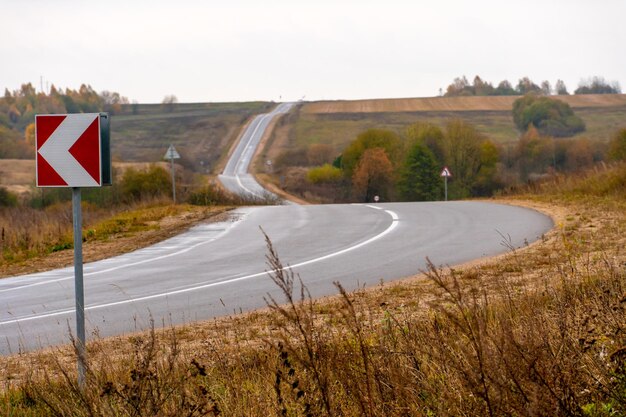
[398,142,441,201]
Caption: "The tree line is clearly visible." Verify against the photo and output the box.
[328,121,501,202]
[0,83,131,158]
[444,75,621,97]
[1,83,130,130]
[0,83,183,159]
[276,95,626,203]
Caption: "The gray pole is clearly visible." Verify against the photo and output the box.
[170,153,176,204]
[444,176,448,202]
[72,187,86,387]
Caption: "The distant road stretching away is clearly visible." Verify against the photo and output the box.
[0,102,553,354]
[219,102,293,199]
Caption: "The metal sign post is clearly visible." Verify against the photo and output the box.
[440,166,452,201]
[171,156,176,204]
[72,187,86,386]
[164,144,180,204]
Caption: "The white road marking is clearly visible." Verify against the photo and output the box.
[234,113,270,175]
[235,174,264,199]
[221,102,294,199]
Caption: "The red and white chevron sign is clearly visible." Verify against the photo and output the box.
[36,113,102,187]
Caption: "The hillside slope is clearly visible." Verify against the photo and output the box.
[112,102,272,173]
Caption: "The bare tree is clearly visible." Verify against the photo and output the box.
[555,79,569,95]
[161,95,178,112]
[575,76,621,94]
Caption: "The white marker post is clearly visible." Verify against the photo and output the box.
[440,166,452,201]
[164,144,180,204]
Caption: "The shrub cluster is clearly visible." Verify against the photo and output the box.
[0,187,17,207]
[119,166,172,203]
[513,94,586,137]
[306,164,343,184]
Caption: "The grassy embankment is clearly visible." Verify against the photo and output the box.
[112,101,272,174]
[1,163,624,416]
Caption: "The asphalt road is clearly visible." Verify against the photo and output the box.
[219,102,294,200]
[0,201,552,353]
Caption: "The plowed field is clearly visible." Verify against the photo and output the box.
[303,94,626,114]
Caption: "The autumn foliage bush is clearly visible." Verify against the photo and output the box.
[119,166,171,203]
[306,164,342,184]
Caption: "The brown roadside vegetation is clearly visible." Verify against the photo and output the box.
[0,163,624,416]
[0,160,175,196]
[0,203,231,278]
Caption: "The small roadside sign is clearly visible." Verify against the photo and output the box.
[164,144,180,160]
[164,144,180,203]
[441,166,452,201]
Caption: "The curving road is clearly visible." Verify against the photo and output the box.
[0,202,552,353]
[0,103,554,354]
[219,102,294,200]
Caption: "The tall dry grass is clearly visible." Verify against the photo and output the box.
[0,197,180,266]
[0,202,110,263]
[1,164,625,416]
[0,186,279,269]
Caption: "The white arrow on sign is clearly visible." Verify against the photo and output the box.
[38,114,100,187]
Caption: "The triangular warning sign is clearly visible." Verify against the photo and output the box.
[164,145,180,160]
[440,167,452,177]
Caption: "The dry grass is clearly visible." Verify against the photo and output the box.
[1,165,625,416]
[0,201,232,277]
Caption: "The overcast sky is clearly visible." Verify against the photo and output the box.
[2,0,625,104]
